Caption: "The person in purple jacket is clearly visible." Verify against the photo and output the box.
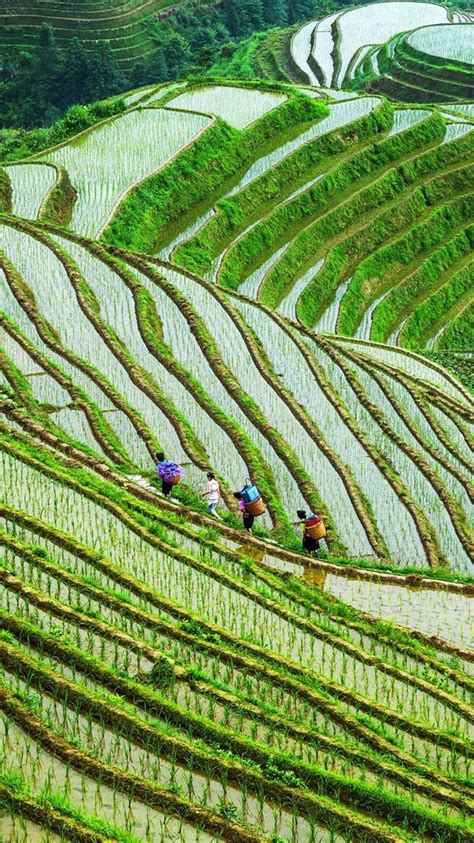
[156,452,179,497]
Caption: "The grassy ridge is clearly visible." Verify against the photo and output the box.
[216,112,453,308]
[176,99,392,275]
[101,93,326,253]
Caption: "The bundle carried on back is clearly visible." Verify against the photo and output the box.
[157,460,184,486]
[239,479,266,517]
[304,513,326,540]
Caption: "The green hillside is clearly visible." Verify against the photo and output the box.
[0,0,181,66]
[0,6,473,841]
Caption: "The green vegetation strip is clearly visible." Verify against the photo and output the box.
[0,633,471,841]
[216,111,446,291]
[175,99,393,275]
[263,132,472,316]
[101,95,326,253]
[0,238,158,458]
[0,683,268,843]
[0,452,472,774]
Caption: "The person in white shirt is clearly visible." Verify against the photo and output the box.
[202,472,221,518]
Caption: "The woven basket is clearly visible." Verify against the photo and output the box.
[306,519,326,540]
[245,498,266,517]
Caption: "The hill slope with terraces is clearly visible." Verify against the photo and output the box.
[0,0,182,67]
[0,46,473,843]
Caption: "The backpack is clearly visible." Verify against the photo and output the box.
[239,479,261,504]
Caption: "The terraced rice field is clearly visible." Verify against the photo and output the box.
[0,72,473,841]
[280,2,473,104]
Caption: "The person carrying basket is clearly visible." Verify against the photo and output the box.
[156,452,184,497]
[296,509,326,556]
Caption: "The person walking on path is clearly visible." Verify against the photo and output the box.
[234,491,254,532]
[296,509,321,556]
[202,472,222,518]
[156,452,182,497]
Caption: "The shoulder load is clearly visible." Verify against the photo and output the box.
[157,461,184,485]
[305,513,326,540]
[239,479,266,517]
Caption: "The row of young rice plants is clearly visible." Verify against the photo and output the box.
[332,3,452,87]
[148,262,374,556]
[175,97,387,278]
[332,338,471,405]
[233,294,473,567]
[47,233,255,502]
[0,685,247,842]
[2,398,469,697]
[1,580,466,839]
[0,244,165,468]
[4,482,470,758]
[46,107,212,238]
[1,436,472,784]
[1,390,468,704]
[0,492,470,836]
[0,322,131,462]
[0,220,210,481]
[1,410,472,692]
[233,298,424,566]
[3,163,56,221]
[0,655,332,842]
[168,85,288,129]
[0,445,430,727]
[0,313,151,469]
[276,130,472,329]
[303,337,472,571]
[0,474,472,832]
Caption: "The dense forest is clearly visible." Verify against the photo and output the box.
[0,0,339,130]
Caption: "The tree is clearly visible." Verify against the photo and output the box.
[288,0,316,24]
[86,42,124,101]
[62,38,89,106]
[131,48,169,87]
[222,0,246,37]
[263,0,288,26]
[242,0,264,33]
[163,32,192,76]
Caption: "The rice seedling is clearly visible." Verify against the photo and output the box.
[4,164,56,220]
[169,85,287,129]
